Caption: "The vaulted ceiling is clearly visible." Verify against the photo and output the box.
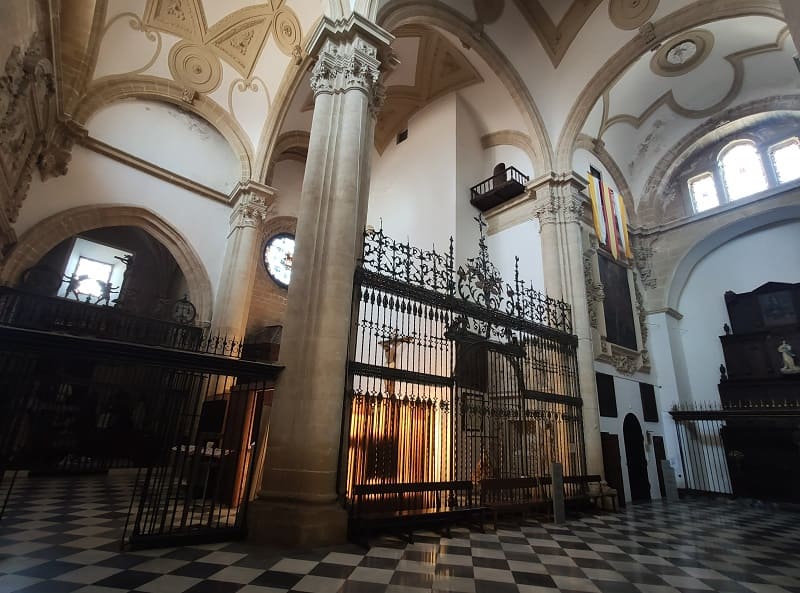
[57,0,797,223]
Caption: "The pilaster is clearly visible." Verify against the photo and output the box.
[531,172,604,477]
[212,181,275,339]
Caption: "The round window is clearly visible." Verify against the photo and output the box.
[264,233,295,288]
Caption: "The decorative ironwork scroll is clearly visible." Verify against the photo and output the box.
[361,216,572,333]
[343,219,585,507]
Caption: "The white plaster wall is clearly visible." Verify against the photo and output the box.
[674,220,800,403]
[482,145,533,181]
[455,95,486,267]
[368,94,457,249]
[486,221,545,294]
[16,144,231,298]
[87,99,241,194]
[595,362,666,503]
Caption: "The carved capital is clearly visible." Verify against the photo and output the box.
[228,180,276,232]
[310,35,382,101]
[532,187,586,226]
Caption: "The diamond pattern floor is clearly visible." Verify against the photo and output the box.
[1,472,799,593]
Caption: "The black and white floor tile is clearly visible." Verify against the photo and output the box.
[1,472,799,593]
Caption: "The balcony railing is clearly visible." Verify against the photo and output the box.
[0,287,242,357]
[470,165,530,212]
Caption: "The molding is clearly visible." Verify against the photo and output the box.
[80,135,230,203]
[373,24,483,153]
[638,95,800,223]
[511,0,603,68]
[647,307,683,320]
[377,0,554,172]
[480,130,537,170]
[554,0,786,174]
[600,26,790,136]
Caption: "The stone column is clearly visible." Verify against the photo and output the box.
[531,173,604,477]
[212,181,274,339]
[779,0,800,55]
[247,15,392,547]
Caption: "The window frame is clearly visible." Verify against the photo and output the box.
[684,130,800,216]
[717,139,769,202]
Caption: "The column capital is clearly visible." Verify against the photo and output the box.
[307,14,396,109]
[228,180,277,232]
[529,171,589,226]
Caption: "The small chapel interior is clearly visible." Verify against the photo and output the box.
[1,1,799,592]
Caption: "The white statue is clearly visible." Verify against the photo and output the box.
[778,340,800,374]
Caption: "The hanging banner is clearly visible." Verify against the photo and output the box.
[587,173,607,246]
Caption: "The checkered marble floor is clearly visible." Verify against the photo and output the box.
[1,472,800,593]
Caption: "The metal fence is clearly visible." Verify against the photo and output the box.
[670,401,800,501]
[0,324,281,547]
[342,223,584,505]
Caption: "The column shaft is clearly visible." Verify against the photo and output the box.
[247,20,389,547]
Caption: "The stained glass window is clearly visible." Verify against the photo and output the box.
[264,234,295,288]
[688,172,720,213]
[770,138,800,184]
[719,141,768,201]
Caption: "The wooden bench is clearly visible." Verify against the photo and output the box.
[349,480,486,544]
[479,477,544,522]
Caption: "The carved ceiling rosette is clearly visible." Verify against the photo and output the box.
[168,41,222,94]
[609,0,659,31]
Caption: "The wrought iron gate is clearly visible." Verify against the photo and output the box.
[342,223,585,501]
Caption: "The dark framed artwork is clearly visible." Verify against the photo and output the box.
[758,290,797,327]
[598,256,638,351]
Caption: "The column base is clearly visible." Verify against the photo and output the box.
[247,498,348,548]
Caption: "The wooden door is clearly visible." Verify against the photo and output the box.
[601,432,625,508]
[652,435,667,498]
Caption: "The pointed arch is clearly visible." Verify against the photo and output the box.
[377,0,553,173]
[0,205,214,323]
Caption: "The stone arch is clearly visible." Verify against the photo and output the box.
[264,131,310,186]
[666,204,800,311]
[0,205,214,323]
[377,0,554,173]
[555,0,785,175]
[73,75,254,180]
[637,95,800,225]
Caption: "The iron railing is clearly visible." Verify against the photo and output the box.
[470,166,530,200]
[0,287,245,357]
[0,324,282,547]
[670,400,800,502]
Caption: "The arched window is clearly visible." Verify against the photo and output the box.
[688,172,719,213]
[770,138,800,184]
[718,141,768,201]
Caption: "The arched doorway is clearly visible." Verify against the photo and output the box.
[623,413,651,502]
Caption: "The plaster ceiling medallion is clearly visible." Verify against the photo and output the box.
[650,30,714,77]
[512,0,603,67]
[609,0,659,31]
[208,16,271,76]
[168,41,222,93]
[144,0,204,43]
[144,0,303,79]
[273,8,302,56]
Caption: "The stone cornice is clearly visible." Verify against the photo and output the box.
[228,180,277,233]
[80,135,230,204]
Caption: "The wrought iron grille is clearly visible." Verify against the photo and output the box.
[0,325,281,547]
[342,222,584,505]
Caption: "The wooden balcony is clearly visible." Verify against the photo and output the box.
[470,165,529,212]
